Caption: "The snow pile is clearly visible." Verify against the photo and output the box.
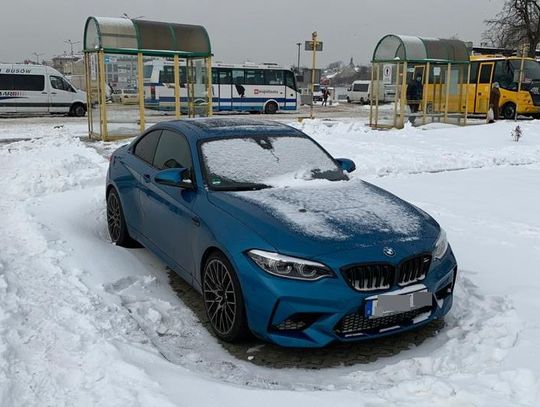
[0,118,539,406]
[293,119,540,177]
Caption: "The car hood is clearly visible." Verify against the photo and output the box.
[207,179,440,257]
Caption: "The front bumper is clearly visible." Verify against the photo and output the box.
[235,247,457,348]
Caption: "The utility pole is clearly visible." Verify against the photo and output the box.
[296,42,301,72]
[65,39,81,75]
[304,32,323,119]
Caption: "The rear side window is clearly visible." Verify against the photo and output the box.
[153,130,192,170]
[134,130,161,164]
[0,74,45,91]
[284,70,297,91]
[353,83,369,92]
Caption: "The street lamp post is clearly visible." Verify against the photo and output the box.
[296,42,301,72]
[65,39,81,75]
[33,52,44,64]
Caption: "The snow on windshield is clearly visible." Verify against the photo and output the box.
[234,179,423,240]
[201,136,339,187]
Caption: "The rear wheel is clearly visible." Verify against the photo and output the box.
[501,103,516,120]
[202,252,250,342]
[71,103,86,117]
[264,101,278,114]
[106,188,140,247]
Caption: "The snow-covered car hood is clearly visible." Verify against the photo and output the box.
[207,179,440,256]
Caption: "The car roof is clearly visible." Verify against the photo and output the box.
[155,117,301,141]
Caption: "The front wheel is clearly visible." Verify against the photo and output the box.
[501,103,516,120]
[71,103,86,117]
[202,252,250,342]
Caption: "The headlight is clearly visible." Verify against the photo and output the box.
[433,229,449,260]
[247,249,334,281]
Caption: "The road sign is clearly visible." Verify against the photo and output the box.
[383,64,392,84]
[305,41,323,52]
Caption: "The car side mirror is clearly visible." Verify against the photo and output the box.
[335,158,356,173]
[154,168,194,189]
[347,87,351,92]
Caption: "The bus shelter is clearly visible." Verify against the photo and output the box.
[370,35,471,129]
[83,16,213,141]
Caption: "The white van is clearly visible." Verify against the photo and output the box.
[347,80,385,104]
[0,64,87,116]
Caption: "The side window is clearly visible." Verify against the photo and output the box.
[133,130,162,165]
[7,74,44,91]
[469,62,479,84]
[153,130,193,171]
[211,68,218,85]
[232,69,244,85]
[264,70,284,86]
[478,64,494,84]
[245,70,264,85]
[61,77,75,92]
[284,70,297,91]
[50,75,68,91]
[218,68,232,85]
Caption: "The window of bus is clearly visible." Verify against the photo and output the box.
[264,70,284,86]
[511,60,540,86]
[218,69,232,85]
[245,70,264,85]
[232,69,244,85]
[284,70,297,91]
[493,61,515,90]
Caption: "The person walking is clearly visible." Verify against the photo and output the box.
[489,82,501,122]
[322,87,329,106]
[406,75,423,123]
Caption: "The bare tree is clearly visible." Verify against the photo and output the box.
[483,0,540,57]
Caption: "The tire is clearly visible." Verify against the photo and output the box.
[501,103,516,120]
[202,252,250,342]
[106,188,140,248]
[347,97,351,104]
[264,101,278,114]
[71,103,86,117]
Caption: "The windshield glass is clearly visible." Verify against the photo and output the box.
[200,136,346,191]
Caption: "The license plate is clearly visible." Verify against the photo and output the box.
[365,291,432,318]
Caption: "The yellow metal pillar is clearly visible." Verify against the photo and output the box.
[137,53,145,133]
[399,61,408,128]
[97,50,108,141]
[84,53,93,139]
[393,62,400,128]
[444,63,451,123]
[374,63,380,128]
[309,32,318,120]
[174,55,181,119]
[464,64,471,126]
[369,63,375,127]
[422,62,430,125]
[516,44,527,120]
[206,56,213,117]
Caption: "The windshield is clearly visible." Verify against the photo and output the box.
[200,136,347,191]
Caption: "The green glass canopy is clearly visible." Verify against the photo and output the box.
[84,16,212,57]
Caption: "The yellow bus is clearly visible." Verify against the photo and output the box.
[411,56,540,119]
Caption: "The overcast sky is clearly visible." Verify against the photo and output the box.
[1,0,505,66]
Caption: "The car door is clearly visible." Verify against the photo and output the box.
[49,75,76,113]
[475,62,494,114]
[123,129,162,235]
[141,129,198,280]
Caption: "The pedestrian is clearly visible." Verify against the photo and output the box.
[322,87,329,106]
[406,75,423,123]
[489,82,501,122]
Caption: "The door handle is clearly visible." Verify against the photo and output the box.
[191,217,200,227]
[143,174,151,183]
[41,92,48,95]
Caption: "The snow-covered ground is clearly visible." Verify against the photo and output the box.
[0,117,539,406]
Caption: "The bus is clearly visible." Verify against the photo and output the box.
[411,55,540,118]
[143,61,300,114]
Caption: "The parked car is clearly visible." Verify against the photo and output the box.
[112,88,138,104]
[0,64,87,116]
[106,118,457,348]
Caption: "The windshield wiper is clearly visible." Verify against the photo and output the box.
[211,183,270,192]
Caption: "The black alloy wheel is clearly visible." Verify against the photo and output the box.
[106,189,139,247]
[202,252,249,342]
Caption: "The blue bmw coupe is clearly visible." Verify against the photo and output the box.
[106,118,457,348]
